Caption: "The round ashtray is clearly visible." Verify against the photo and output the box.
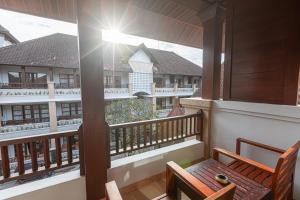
[215,174,229,185]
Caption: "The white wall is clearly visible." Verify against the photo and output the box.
[0,34,4,47]
[1,171,86,200]
[108,139,204,188]
[211,100,300,199]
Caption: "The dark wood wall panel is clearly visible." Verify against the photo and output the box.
[224,0,300,105]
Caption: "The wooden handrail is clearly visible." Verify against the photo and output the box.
[0,129,80,183]
[109,112,203,156]
[236,138,285,155]
[0,113,203,184]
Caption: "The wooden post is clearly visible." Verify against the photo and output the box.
[77,0,107,199]
[201,5,224,100]
[21,66,26,85]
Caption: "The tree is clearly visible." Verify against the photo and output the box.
[105,99,157,125]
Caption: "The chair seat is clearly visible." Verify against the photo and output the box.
[228,160,273,188]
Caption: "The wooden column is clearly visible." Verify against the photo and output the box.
[77,0,108,199]
[201,5,224,100]
[49,68,54,82]
[21,66,26,84]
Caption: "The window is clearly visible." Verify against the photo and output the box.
[154,77,164,87]
[104,75,122,87]
[12,105,49,122]
[157,98,167,110]
[61,103,82,116]
[12,105,23,120]
[8,72,21,83]
[188,77,192,84]
[59,74,75,87]
[25,72,47,83]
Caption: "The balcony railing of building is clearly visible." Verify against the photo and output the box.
[54,83,80,89]
[104,84,129,89]
[1,117,50,127]
[0,83,48,89]
[57,114,82,121]
[0,112,202,184]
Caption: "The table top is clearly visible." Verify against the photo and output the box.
[186,159,271,200]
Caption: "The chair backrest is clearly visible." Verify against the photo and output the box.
[272,141,300,200]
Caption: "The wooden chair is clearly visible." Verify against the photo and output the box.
[213,138,300,200]
[106,161,236,200]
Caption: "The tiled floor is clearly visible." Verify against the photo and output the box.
[121,178,189,200]
[122,178,165,200]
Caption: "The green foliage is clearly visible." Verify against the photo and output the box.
[105,99,157,125]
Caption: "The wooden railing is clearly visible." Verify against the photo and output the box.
[0,113,203,183]
[0,83,48,89]
[109,112,202,156]
[0,130,80,183]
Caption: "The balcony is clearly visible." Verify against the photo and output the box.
[152,83,198,98]
[0,113,203,191]
[0,0,300,199]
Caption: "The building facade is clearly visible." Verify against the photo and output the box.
[0,31,202,141]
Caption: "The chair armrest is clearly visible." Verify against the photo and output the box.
[205,183,236,200]
[236,138,285,155]
[166,161,215,197]
[213,148,275,174]
[105,181,123,200]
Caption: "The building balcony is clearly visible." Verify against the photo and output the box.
[0,112,203,198]
[1,98,299,200]
[152,83,198,97]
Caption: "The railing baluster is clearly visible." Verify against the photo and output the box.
[186,117,188,135]
[190,117,193,135]
[181,119,184,138]
[166,121,170,142]
[67,136,73,164]
[143,125,147,147]
[16,144,25,175]
[55,138,62,167]
[160,121,163,143]
[137,125,141,149]
[123,128,127,152]
[156,123,159,144]
[1,146,10,178]
[30,142,38,172]
[130,126,134,151]
[149,123,153,145]
[171,120,174,140]
[176,119,179,138]
[115,129,120,154]
[43,139,50,169]
[194,116,197,134]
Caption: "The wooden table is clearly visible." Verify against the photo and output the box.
[186,159,272,200]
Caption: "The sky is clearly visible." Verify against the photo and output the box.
[0,9,203,67]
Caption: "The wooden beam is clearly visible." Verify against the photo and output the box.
[201,5,224,99]
[77,0,108,199]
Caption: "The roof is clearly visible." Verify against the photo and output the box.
[167,98,185,117]
[0,0,216,48]
[0,33,202,76]
[0,25,19,44]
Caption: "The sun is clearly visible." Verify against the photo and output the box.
[102,29,123,43]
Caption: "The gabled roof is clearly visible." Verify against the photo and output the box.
[0,33,202,76]
[0,25,19,44]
